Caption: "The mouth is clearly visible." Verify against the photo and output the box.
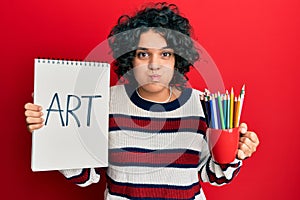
[149,74,161,81]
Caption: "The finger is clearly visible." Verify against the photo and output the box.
[24,103,42,111]
[242,131,260,145]
[237,149,247,160]
[24,110,43,118]
[239,122,248,134]
[26,117,44,125]
[239,136,257,153]
[238,141,252,158]
[27,123,44,132]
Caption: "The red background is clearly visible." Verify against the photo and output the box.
[1,0,299,199]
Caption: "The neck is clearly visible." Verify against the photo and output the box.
[136,86,173,103]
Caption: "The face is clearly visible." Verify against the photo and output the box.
[132,30,175,94]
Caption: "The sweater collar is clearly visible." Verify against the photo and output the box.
[124,84,192,112]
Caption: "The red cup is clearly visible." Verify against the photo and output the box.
[206,127,240,164]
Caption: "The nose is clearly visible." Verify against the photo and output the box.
[148,54,161,71]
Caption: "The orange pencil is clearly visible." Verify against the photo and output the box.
[234,96,241,128]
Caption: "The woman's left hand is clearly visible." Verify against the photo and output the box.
[237,123,260,160]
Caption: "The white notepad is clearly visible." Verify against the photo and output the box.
[32,58,110,171]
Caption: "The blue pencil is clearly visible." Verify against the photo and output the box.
[209,96,213,128]
[210,95,218,129]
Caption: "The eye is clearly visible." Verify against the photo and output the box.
[136,51,149,59]
[161,51,173,59]
[162,52,170,57]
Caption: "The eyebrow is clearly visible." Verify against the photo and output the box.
[136,46,173,51]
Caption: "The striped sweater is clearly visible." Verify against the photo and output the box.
[60,84,242,199]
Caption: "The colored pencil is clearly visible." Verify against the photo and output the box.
[205,95,211,126]
[210,95,218,129]
[214,93,221,129]
[234,96,241,128]
[200,94,208,125]
[229,87,234,128]
[237,84,245,126]
[223,94,227,129]
[240,84,245,97]
[202,86,245,130]
[226,91,230,129]
[217,92,225,129]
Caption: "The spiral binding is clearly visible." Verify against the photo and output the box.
[36,58,109,67]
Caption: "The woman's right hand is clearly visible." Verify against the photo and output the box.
[24,103,44,132]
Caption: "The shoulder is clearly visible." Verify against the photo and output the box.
[190,87,204,97]
[110,84,126,100]
[110,84,126,93]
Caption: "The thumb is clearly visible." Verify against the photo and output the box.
[239,123,248,134]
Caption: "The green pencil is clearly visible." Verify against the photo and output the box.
[237,84,245,126]
[240,84,245,98]
[223,94,227,129]
[217,92,225,129]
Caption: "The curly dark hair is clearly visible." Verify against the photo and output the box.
[108,2,199,90]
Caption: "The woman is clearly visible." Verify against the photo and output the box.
[25,2,259,199]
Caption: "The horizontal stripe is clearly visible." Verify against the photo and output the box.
[109,148,200,168]
[213,160,240,171]
[110,147,199,155]
[109,130,205,152]
[208,158,241,179]
[109,162,198,168]
[106,190,205,200]
[65,169,90,185]
[95,167,106,175]
[111,114,206,122]
[107,166,200,186]
[206,157,241,185]
[109,114,207,134]
[107,175,201,200]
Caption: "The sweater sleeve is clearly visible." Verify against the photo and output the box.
[59,168,102,187]
[198,138,242,186]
